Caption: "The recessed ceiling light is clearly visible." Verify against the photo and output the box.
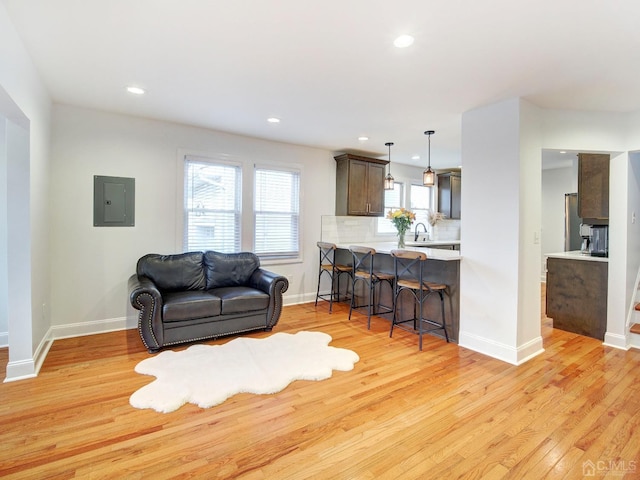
[394,34,414,48]
[560,151,567,154]
[126,86,146,95]
[267,117,281,124]
[411,155,420,160]
[358,136,369,141]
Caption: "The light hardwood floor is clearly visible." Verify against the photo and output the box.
[2,291,640,479]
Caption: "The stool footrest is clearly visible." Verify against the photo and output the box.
[317,292,352,302]
[351,303,394,316]
[393,317,447,332]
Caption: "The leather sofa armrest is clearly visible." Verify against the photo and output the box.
[248,268,288,293]
[128,274,164,352]
[129,274,162,304]
[249,269,289,328]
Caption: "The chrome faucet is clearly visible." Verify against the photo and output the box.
[414,222,427,242]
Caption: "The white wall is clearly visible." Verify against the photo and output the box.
[516,100,543,349]
[0,3,52,381]
[5,117,31,355]
[624,113,640,338]
[541,166,577,278]
[625,152,640,330]
[0,116,7,346]
[605,152,630,347]
[542,110,628,152]
[49,105,337,334]
[459,98,543,364]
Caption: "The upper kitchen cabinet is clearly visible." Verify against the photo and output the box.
[437,172,461,219]
[578,153,609,224]
[334,154,387,216]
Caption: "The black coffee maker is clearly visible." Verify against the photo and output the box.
[589,225,609,257]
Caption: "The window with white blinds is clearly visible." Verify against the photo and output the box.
[377,182,404,233]
[254,167,300,259]
[184,158,241,253]
[410,184,433,229]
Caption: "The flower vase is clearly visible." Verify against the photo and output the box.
[397,229,406,249]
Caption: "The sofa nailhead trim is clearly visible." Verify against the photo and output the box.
[162,326,263,347]
[135,292,159,350]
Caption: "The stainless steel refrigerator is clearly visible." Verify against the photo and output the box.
[564,193,582,251]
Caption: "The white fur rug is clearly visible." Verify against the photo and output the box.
[130,331,359,413]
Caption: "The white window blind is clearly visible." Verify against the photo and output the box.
[410,184,432,230]
[184,158,241,252]
[254,167,300,259]
[378,182,404,233]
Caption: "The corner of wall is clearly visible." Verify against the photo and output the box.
[458,331,544,365]
[4,325,53,382]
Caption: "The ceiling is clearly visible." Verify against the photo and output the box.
[3,0,640,169]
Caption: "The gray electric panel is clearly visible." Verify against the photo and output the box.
[93,175,135,227]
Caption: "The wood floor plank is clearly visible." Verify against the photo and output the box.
[2,288,640,479]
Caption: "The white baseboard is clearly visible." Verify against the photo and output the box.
[4,326,54,382]
[283,293,317,306]
[629,333,640,350]
[603,332,628,350]
[33,330,54,376]
[50,316,137,340]
[458,331,544,365]
[514,336,546,364]
[0,331,7,348]
[4,358,37,382]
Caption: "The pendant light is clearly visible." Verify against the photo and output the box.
[384,142,395,190]
[423,130,436,186]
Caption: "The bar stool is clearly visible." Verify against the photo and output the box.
[390,249,450,350]
[315,242,352,313]
[348,246,395,329]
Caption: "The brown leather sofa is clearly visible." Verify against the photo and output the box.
[128,251,289,352]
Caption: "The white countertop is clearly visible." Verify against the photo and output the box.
[336,242,462,261]
[545,250,608,263]
[405,240,461,247]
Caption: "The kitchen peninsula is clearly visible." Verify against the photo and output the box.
[332,242,461,342]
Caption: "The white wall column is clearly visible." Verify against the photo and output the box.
[3,113,35,380]
[0,116,7,347]
[459,98,544,364]
[603,153,629,348]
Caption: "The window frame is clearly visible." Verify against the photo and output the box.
[253,164,301,261]
[177,152,303,265]
[182,155,243,253]
[409,183,435,233]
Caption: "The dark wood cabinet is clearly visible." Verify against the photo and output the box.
[545,257,608,340]
[437,172,461,219]
[578,153,609,223]
[334,154,387,216]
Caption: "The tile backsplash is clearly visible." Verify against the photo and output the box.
[430,220,461,241]
[321,216,378,245]
[321,216,460,244]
